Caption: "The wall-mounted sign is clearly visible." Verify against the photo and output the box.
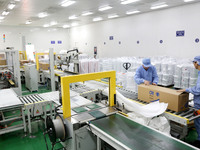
[109,36,114,40]
[160,40,163,44]
[195,38,199,43]
[58,41,62,44]
[176,30,185,37]
[119,41,121,44]
[94,47,97,55]
[51,41,55,44]
[94,46,97,59]
[137,41,140,44]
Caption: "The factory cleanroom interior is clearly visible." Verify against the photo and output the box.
[1,0,200,150]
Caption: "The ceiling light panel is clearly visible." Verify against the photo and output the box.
[50,21,57,26]
[26,20,32,24]
[121,0,140,5]
[99,5,112,11]
[82,11,93,16]
[2,11,9,16]
[108,14,119,19]
[43,24,50,27]
[38,12,48,18]
[0,16,5,20]
[8,3,16,10]
[126,10,140,15]
[93,17,103,22]
[184,0,195,2]
[61,0,76,7]
[63,24,70,28]
[151,3,168,10]
[69,15,78,20]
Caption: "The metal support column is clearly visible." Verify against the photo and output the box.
[97,136,101,150]
[21,36,27,60]
[22,108,27,133]
[49,48,56,91]
[27,109,32,134]
[43,105,47,128]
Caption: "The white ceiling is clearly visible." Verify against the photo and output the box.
[0,0,199,28]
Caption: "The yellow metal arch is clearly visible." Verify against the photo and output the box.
[61,71,116,118]
[35,52,56,70]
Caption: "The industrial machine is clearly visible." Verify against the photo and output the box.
[0,50,21,95]
[44,71,197,150]
[56,49,79,73]
[24,64,38,92]
[0,89,55,136]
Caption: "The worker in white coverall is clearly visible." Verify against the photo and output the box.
[134,58,159,86]
[177,56,200,148]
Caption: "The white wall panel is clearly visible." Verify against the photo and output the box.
[0,26,69,53]
[69,2,200,59]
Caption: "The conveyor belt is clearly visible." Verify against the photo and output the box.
[19,94,44,104]
[116,88,199,125]
[90,114,196,150]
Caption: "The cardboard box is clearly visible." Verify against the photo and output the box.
[20,60,30,66]
[0,54,5,59]
[39,63,49,70]
[0,59,6,65]
[138,84,189,112]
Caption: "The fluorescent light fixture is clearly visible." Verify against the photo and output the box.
[108,14,119,19]
[8,3,16,10]
[61,0,76,7]
[68,15,77,20]
[151,3,168,10]
[63,24,70,28]
[71,22,78,26]
[82,11,93,16]
[14,0,21,1]
[43,24,50,27]
[93,17,103,22]
[99,5,112,11]
[50,21,57,26]
[184,0,195,2]
[126,10,140,15]
[26,20,32,24]
[121,0,140,5]
[38,12,48,18]
[2,10,9,16]
[0,16,5,20]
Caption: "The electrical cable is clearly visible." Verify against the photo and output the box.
[43,131,49,150]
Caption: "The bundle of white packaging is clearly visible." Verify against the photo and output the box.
[174,64,182,88]
[98,56,198,91]
[99,58,113,71]
[79,58,99,74]
[152,57,162,85]
[160,57,175,86]
[189,63,198,88]
[174,59,198,89]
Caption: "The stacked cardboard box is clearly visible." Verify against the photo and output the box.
[0,54,6,65]
[39,63,50,70]
[138,84,189,112]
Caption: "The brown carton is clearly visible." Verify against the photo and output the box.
[0,59,6,65]
[0,54,5,59]
[39,63,50,70]
[138,84,189,112]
